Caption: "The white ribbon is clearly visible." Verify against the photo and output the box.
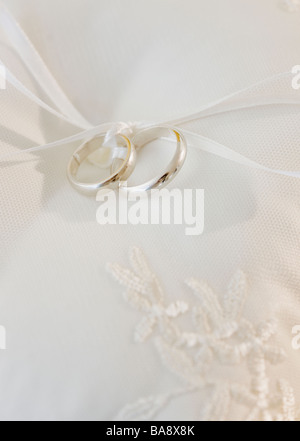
[0,3,300,179]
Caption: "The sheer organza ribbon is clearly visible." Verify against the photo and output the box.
[0,4,300,179]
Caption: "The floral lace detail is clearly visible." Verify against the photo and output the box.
[107,248,299,421]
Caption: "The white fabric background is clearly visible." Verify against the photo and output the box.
[0,0,299,421]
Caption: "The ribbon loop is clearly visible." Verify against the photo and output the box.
[0,3,300,181]
[103,121,141,147]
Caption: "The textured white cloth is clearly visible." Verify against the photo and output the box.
[0,0,300,421]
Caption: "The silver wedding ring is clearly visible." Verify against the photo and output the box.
[120,126,187,192]
[67,125,187,195]
[67,133,136,196]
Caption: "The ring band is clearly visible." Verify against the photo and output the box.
[119,126,187,192]
[67,133,136,196]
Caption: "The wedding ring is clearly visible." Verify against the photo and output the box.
[119,126,187,192]
[67,133,136,196]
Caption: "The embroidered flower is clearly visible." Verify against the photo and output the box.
[107,248,298,421]
[107,248,188,343]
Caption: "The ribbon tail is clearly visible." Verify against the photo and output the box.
[180,129,300,179]
[0,122,135,160]
[1,65,91,129]
[0,3,91,130]
[163,71,300,126]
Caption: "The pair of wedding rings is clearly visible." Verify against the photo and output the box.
[67,126,187,196]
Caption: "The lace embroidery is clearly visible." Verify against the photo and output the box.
[107,248,299,421]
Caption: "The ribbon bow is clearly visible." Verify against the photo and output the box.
[0,4,300,179]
